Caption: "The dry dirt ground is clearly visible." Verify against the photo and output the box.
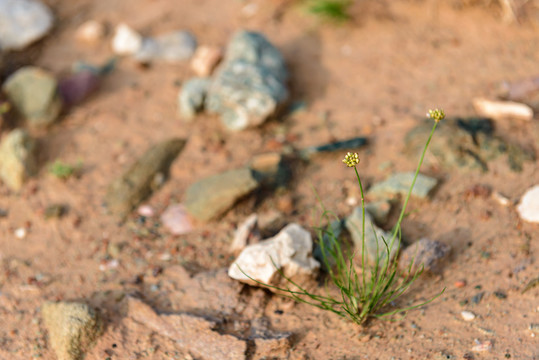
[0,0,538,359]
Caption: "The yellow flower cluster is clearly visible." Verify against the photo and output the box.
[342,152,360,167]
[427,108,445,123]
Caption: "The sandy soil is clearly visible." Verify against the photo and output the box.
[0,0,538,359]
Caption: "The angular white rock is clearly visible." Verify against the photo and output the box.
[473,98,533,121]
[228,223,319,289]
[517,185,539,223]
[461,310,476,321]
[112,23,142,55]
[0,0,54,51]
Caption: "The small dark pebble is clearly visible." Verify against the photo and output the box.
[44,204,67,219]
[505,354,511,358]
[0,208,8,217]
[274,310,284,315]
[494,291,507,299]
[462,352,474,360]
[459,300,469,306]
[474,285,482,290]
[472,292,485,305]
[136,216,146,225]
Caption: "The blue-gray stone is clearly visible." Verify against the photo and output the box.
[206,31,289,131]
[178,77,211,120]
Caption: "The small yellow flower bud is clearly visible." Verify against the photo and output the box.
[427,108,445,123]
[343,152,360,167]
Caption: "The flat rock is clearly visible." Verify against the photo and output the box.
[178,77,211,120]
[367,172,438,200]
[2,66,63,128]
[345,207,398,267]
[42,301,103,360]
[517,185,539,223]
[183,167,259,221]
[0,0,54,51]
[126,297,246,360]
[0,129,37,191]
[398,237,451,274]
[206,31,288,131]
[105,138,186,220]
[404,118,535,172]
[134,30,197,63]
[228,223,320,291]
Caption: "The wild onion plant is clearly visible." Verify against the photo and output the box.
[241,109,446,325]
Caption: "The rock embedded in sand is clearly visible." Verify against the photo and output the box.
[367,172,438,200]
[228,223,320,291]
[126,297,246,360]
[205,31,289,131]
[517,185,539,223]
[183,167,259,222]
[0,129,37,191]
[2,66,63,128]
[105,138,186,220]
[0,0,54,51]
[398,238,451,274]
[41,301,103,360]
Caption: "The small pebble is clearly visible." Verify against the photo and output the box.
[454,280,467,288]
[112,23,142,55]
[160,204,193,235]
[137,205,155,217]
[471,340,492,352]
[492,191,511,206]
[461,311,476,321]
[75,20,106,44]
[517,185,539,223]
[14,227,26,239]
[190,45,222,77]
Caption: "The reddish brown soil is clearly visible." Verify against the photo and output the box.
[0,1,538,359]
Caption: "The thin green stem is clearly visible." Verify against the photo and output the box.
[388,122,439,250]
[353,166,367,295]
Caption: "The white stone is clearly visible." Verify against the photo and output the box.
[111,23,142,55]
[517,185,539,223]
[228,223,319,289]
[14,227,26,239]
[0,0,54,51]
[461,310,476,321]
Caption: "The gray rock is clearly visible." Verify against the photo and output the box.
[126,297,246,360]
[206,31,289,131]
[368,172,438,200]
[345,206,398,267]
[0,129,37,191]
[517,185,539,223]
[105,138,186,220]
[177,77,210,120]
[398,238,450,274]
[134,30,197,63]
[2,66,63,128]
[41,301,103,360]
[228,223,320,292]
[404,118,535,172]
[0,0,54,51]
[183,168,259,221]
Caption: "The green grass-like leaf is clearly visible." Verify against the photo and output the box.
[307,0,352,22]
